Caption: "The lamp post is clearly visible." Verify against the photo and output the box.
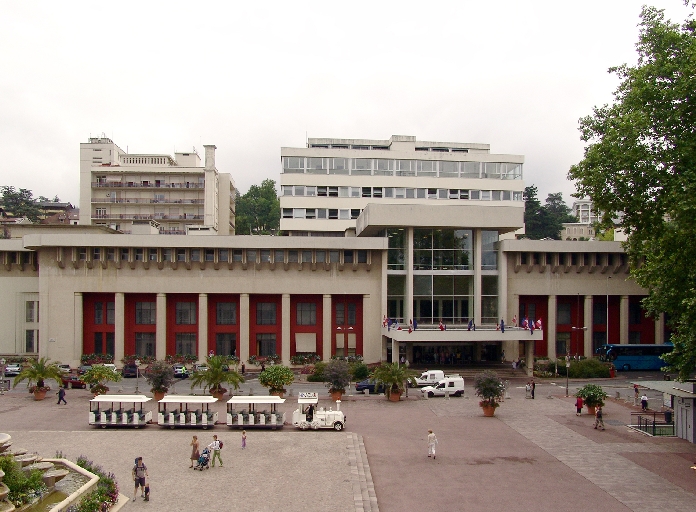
[570,327,588,396]
[0,358,5,395]
[135,359,141,394]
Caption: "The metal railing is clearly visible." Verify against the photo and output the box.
[630,411,675,436]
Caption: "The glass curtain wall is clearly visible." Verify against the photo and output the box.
[412,229,473,325]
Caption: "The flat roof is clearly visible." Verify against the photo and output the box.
[226,396,286,404]
[634,381,696,399]
[90,394,151,403]
[158,395,218,403]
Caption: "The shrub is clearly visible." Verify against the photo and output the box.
[68,456,119,512]
[143,360,175,393]
[474,370,504,408]
[351,362,370,381]
[568,358,611,378]
[307,361,326,382]
[0,454,48,507]
[324,359,351,393]
[575,383,608,407]
[259,365,295,393]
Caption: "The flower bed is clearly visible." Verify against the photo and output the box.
[66,456,119,512]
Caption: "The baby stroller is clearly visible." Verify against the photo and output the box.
[195,448,210,471]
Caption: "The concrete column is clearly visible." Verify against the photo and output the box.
[498,242,507,325]
[282,294,291,365]
[474,229,482,325]
[74,293,83,364]
[620,295,629,344]
[198,293,208,360]
[363,294,370,360]
[115,292,125,365]
[323,295,332,361]
[655,313,665,344]
[525,340,534,377]
[391,338,399,363]
[405,227,414,324]
[583,295,593,357]
[240,294,250,364]
[156,293,167,360]
[547,295,557,361]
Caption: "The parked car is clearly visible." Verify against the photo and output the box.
[100,363,117,372]
[61,374,87,389]
[412,370,445,387]
[122,364,139,378]
[4,364,22,376]
[172,364,189,378]
[421,375,465,398]
[355,379,385,394]
[193,363,208,373]
[78,365,92,375]
[57,364,71,374]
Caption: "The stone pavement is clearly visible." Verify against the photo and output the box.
[1,379,695,512]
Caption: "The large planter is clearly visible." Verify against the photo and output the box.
[211,390,225,400]
[33,389,48,401]
[388,390,402,402]
[330,390,344,402]
[481,405,496,417]
[153,391,165,401]
[586,405,597,416]
[270,390,285,398]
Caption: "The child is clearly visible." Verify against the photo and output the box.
[575,396,583,416]
[593,406,605,430]
[144,477,150,501]
[241,430,247,449]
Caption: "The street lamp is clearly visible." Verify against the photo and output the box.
[0,358,5,395]
[569,327,588,396]
[134,359,141,394]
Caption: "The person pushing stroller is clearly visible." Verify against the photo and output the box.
[195,448,211,470]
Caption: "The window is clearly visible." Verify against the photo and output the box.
[261,250,271,262]
[297,303,317,325]
[205,249,215,262]
[344,250,354,263]
[93,248,101,260]
[375,159,394,175]
[307,157,327,174]
[163,249,173,262]
[135,333,155,357]
[288,251,299,263]
[106,302,115,324]
[216,333,236,356]
[219,249,229,262]
[294,185,305,196]
[149,249,158,261]
[176,249,186,262]
[283,156,304,172]
[176,302,197,324]
[557,303,571,325]
[461,162,479,178]
[120,248,130,261]
[94,302,103,324]
[439,161,458,177]
[25,330,36,353]
[191,249,200,262]
[175,333,196,355]
[417,160,436,176]
[79,248,87,260]
[329,158,349,174]
[282,185,293,196]
[302,250,312,263]
[135,248,144,261]
[135,302,156,324]
[257,333,276,356]
[256,303,276,325]
[216,302,237,325]
[396,160,415,176]
[25,301,36,323]
[352,158,372,175]
[107,248,115,261]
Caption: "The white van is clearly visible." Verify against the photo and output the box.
[414,370,445,387]
[421,375,465,398]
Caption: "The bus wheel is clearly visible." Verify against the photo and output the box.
[622,364,631,371]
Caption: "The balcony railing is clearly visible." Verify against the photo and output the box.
[91,198,204,204]
[91,214,204,221]
[92,182,204,189]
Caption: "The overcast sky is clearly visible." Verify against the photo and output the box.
[0,1,692,208]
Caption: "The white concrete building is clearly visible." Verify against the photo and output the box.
[280,135,525,235]
[79,137,235,235]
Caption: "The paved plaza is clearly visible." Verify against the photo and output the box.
[1,377,695,512]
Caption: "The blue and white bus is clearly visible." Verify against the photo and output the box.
[595,343,672,371]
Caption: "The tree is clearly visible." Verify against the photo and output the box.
[235,179,280,235]
[0,186,42,222]
[568,7,696,379]
[522,186,575,239]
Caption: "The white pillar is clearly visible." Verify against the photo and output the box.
[583,295,593,357]
[74,293,83,364]
[498,242,508,325]
[391,338,399,364]
[620,295,629,344]
[474,229,482,325]
[547,295,557,361]
[282,294,291,365]
[655,313,665,344]
[405,227,414,324]
[115,292,125,365]
[323,295,332,361]
[240,294,250,364]
[156,293,167,359]
[198,293,208,361]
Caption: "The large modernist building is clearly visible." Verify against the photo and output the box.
[0,136,666,370]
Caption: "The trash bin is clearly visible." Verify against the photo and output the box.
[664,410,672,423]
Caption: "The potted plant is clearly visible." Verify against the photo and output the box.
[12,357,63,401]
[372,362,418,401]
[324,359,351,401]
[258,365,295,397]
[575,384,608,415]
[190,355,244,399]
[474,370,504,416]
[82,364,122,396]
[143,360,175,400]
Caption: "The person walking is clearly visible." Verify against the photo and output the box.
[132,456,148,501]
[593,405,605,430]
[427,429,438,459]
[575,396,583,416]
[641,394,649,411]
[208,435,223,467]
[241,430,247,449]
[189,435,200,468]
[56,387,67,405]
[530,379,536,399]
